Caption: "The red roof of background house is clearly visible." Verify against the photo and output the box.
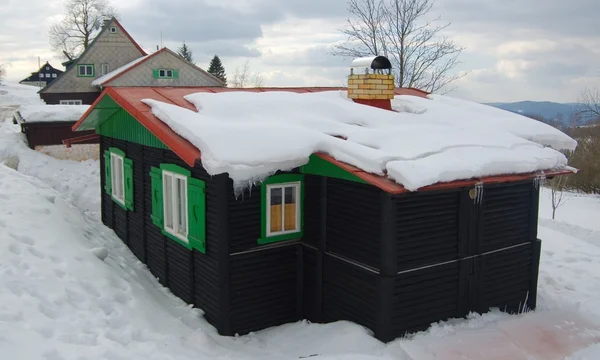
[73,86,570,193]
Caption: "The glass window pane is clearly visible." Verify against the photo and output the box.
[177,178,187,234]
[270,187,282,233]
[79,66,85,76]
[164,174,173,229]
[118,158,124,199]
[159,70,165,77]
[284,186,297,231]
[166,70,173,77]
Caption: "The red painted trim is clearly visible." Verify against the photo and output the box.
[113,19,147,56]
[62,133,100,148]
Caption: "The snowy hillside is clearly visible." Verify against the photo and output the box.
[1,82,599,359]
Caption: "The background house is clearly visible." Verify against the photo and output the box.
[91,47,224,89]
[38,18,147,105]
[19,62,63,87]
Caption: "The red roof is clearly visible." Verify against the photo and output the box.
[74,86,570,193]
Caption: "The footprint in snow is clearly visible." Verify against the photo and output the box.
[8,242,22,255]
[10,233,35,246]
[28,246,46,259]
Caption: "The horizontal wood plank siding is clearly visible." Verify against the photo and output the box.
[166,240,194,304]
[480,182,534,252]
[302,245,319,322]
[395,190,460,270]
[303,175,322,248]
[228,184,262,254]
[477,243,535,314]
[392,261,461,336]
[230,244,300,335]
[326,179,381,269]
[100,137,113,229]
[322,254,378,331]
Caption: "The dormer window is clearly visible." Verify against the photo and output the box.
[154,69,178,79]
[110,26,117,33]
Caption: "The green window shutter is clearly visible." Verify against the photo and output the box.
[103,150,112,195]
[152,69,159,79]
[124,158,134,211]
[173,69,179,78]
[187,177,206,253]
[149,166,163,227]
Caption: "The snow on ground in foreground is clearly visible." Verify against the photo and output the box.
[1,84,600,359]
[142,91,574,192]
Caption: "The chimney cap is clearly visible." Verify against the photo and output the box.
[350,56,392,70]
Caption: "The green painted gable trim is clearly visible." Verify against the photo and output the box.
[300,154,368,185]
[98,108,169,149]
[78,94,169,150]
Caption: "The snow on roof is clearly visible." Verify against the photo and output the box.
[91,55,149,86]
[140,91,576,191]
[19,104,91,123]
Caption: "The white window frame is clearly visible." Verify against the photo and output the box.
[166,69,173,77]
[162,170,189,242]
[52,73,57,78]
[101,64,109,75]
[266,182,301,237]
[59,100,83,105]
[110,26,117,33]
[110,152,125,206]
[39,73,44,78]
[45,73,51,78]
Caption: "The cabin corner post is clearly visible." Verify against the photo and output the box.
[529,238,542,311]
[375,276,394,342]
[214,173,233,336]
[529,180,541,242]
[314,176,327,322]
[380,193,397,276]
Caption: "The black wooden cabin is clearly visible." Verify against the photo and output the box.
[76,86,549,342]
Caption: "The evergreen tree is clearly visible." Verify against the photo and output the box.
[177,41,194,64]
[207,55,227,85]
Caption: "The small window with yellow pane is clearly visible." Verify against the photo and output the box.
[259,174,304,245]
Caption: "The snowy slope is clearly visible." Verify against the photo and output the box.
[1,84,599,360]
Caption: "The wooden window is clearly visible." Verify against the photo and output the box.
[103,148,133,211]
[153,69,179,79]
[38,73,43,78]
[101,64,110,75]
[259,174,304,245]
[59,100,83,105]
[110,26,117,33]
[45,73,51,78]
[162,170,188,241]
[52,73,57,78]
[149,164,206,252]
[77,64,94,77]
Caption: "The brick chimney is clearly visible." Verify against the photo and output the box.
[347,56,394,111]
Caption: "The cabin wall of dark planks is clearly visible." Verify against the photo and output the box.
[22,122,97,149]
[40,92,101,105]
[226,174,304,335]
[99,136,226,329]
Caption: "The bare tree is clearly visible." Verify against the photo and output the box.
[230,61,265,88]
[578,87,600,123]
[333,0,466,93]
[547,176,569,220]
[49,0,119,61]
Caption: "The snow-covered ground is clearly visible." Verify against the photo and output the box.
[1,82,599,359]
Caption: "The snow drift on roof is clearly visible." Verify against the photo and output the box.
[19,104,91,123]
[91,55,149,86]
[141,91,575,191]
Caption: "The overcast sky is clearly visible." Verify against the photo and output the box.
[1,0,599,102]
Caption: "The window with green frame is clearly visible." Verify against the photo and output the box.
[259,174,304,245]
[77,64,94,77]
[103,147,134,211]
[152,69,179,79]
[149,164,206,253]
